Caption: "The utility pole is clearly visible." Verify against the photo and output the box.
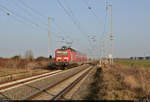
[48,17,51,64]
[109,4,113,65]
[100,0,108,66]
[104,0,108,60]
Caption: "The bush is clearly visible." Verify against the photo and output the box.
[17,59,28,69]
[24,50,34,61]
[11,55,21,61]
[36,56,48,61]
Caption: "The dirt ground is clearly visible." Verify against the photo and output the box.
[0,58,49,76]
[71,65,97,100]
[99,63,150,100]
[0,58,52,83]
[72,63,150,100]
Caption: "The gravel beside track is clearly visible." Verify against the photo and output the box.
[30,66,92,100]
[2,85,38,100]
[0,70,51,84]
[63,67,95,100]
[71,66,97,100]
[0,94,7,100]
[0,64,89,100]
[0,70,61,90]
[27,65,87,90]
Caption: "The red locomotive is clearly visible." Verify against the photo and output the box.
[55,46,87,66]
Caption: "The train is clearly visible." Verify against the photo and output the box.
[55,46,87,67]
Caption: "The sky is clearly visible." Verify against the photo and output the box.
[0,0,150,58]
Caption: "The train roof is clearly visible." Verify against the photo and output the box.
[57,46,76,52]
[56,46,87,56]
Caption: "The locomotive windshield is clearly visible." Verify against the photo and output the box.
[56,51,68,56]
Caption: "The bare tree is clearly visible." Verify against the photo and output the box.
[11,55,21,61]
[24,50,34,61]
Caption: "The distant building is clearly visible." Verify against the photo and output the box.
[130,57,135,60]
[137,57,144,60]
[145,56,150,60]
[130,56,150,60]
[115,58,129,60]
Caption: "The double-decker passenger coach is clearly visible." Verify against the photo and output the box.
[55,46,87,66]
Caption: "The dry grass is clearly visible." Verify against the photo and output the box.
[62,62,150,100]
[0,58,50,83]
[0,58,49,76]
[0,58,48,68]
[64,63,150,100]
[98,63,150,100]
[84,67,103,100]
[71,66,98,100]
[115,59,150,68]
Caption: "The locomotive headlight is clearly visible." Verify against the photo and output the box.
[64,57,68,59]
[57,57,62,59]
[56,57,62,61]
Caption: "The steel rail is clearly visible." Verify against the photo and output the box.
[0,66,47,78]
[0,69,50,85]
[52,68,91,100]
[0,70,62,91]
[23,66,89,100]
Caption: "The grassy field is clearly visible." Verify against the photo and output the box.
[115,59,150,68]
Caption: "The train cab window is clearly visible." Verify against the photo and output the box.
[49,55,52,59]
[56,51,68,56]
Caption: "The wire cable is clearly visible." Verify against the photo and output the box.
[57,0,95,58]
[17,0,68,37]
[82,0,102,25]
[18,0,46,19]
[100,0,109,59]
[0,4,48,31]
[82,0,103,58]
[16,0,48,27]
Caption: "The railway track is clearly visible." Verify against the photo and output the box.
[0,65,81,90]
[0,70,62,91]
[0,68,54,84]
[0,64,80,85]
[0,64,91,100]
[24,66,93,100]
[52,67,92,100]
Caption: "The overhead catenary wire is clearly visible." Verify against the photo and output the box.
[0,5,38,30]
[1,0,106,59]
[59,0,94,57]
[57,0,85,35]
[82,0,102,25]
[0,4,38,27]
[17,0,69,39]
[0,5,62,48]
[18,0,46,20]
[57,0,96,58]
[0,7,27,25]
[17,0,65,34]
[13,0,48,28]
[13,0,37,20]
[0,4,48,31]
[63,0,82,27]
[82,0,102,58]
[82,0,109,60]
[16,0,48,27]
[6,0,73,49]
[52,19,67,35]
[99,0,109,60]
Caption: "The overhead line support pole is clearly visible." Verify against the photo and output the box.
[48,17,51,64]
[109,4,113,65]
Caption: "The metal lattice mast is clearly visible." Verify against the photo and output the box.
[48,17,51,59]
[109,4,113,65]
[99,0,108,66]
[104,0,108,59]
